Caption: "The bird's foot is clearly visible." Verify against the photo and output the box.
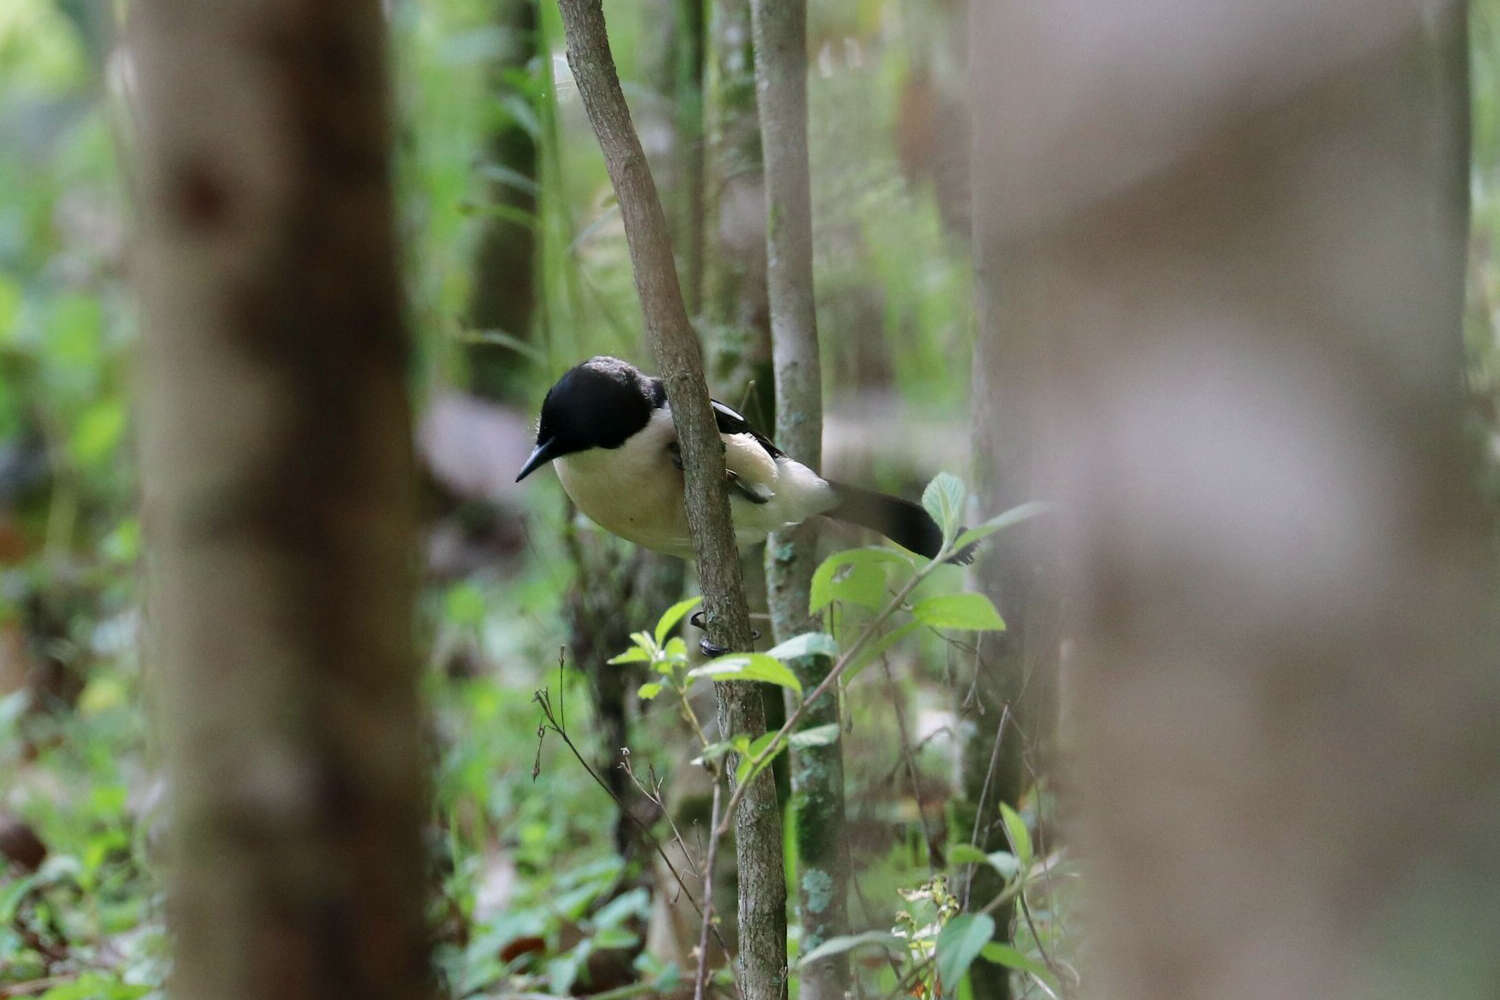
[689,609,758,658]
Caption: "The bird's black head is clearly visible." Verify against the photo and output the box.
[516,356,665,481]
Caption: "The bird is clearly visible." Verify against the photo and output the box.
[515,356,969,562]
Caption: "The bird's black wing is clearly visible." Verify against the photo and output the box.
[712,398,783,460]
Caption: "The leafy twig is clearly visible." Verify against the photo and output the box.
[712,543,950,840]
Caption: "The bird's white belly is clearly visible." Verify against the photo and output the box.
[554,407,838,558]
[556,437,695,556]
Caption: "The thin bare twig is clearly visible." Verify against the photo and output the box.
[963,701,1012,909]
[880,657,945,869]
[533,688,732,958]
[621,754,702,880]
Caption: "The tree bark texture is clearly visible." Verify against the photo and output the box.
[974,3,1498,999]
[466,0,539,401]
[706,0,772,387]
[749,1,847,998]
[553,5,784,998]
[130,2,429,999]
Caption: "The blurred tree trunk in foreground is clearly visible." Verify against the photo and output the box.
[975,3,1499,998]
[962,4,1062,993]
[466,0,539,402]
[131,2,429,998]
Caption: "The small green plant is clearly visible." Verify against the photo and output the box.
[604,473,1053,997]
[608,475,1048,783]
[795,802,1064,1000]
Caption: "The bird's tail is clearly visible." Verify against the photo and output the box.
[826,481,974,563]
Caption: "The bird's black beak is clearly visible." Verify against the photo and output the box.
[516,438,557,482]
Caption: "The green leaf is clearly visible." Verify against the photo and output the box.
[979,942,1056,985]
[476,161,541,196]
[636,681,663,700]
[36,975,150,1000]
[788,722,840,750]
[951,501,1054,554]
[499,93,542,138]
[985,850,1021,880]
[734,730,784,786]
[455,327,548,364]
[797,930,906,967]
[766,631,838,662]
[947,843,990,866]
[655,596,703,645]
[921,472,967,541]
[843,620,919,682]
[692,740,735,766]
[911,593,1006,631]
[591,926,639,950]
[1000,803,1032,867]
[463,200,540,229]
[662,637,689,663]
[594,887,650,928]
[689,654,803,696]
[608,646,650,665]
[0,872,39,923]
[935,913,995,997]
[70,400,125,467]
[444,582,487,628]
[810,547,912,614]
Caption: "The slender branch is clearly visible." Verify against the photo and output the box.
[553,0,754,654]
[550,12,778,992]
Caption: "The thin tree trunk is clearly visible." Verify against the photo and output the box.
[749,1,846,997]
[707,0,788,809]
[466,0,539,401]
[130,2,429,998]
[553,5,783,998]
[707,0,771,379]
[975,3,1496,999]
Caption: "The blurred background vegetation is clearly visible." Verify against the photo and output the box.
[0,0,1495,997]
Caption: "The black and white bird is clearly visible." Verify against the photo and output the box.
[515,356,966,562]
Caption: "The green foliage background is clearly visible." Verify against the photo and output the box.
[0,0,1495,996]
